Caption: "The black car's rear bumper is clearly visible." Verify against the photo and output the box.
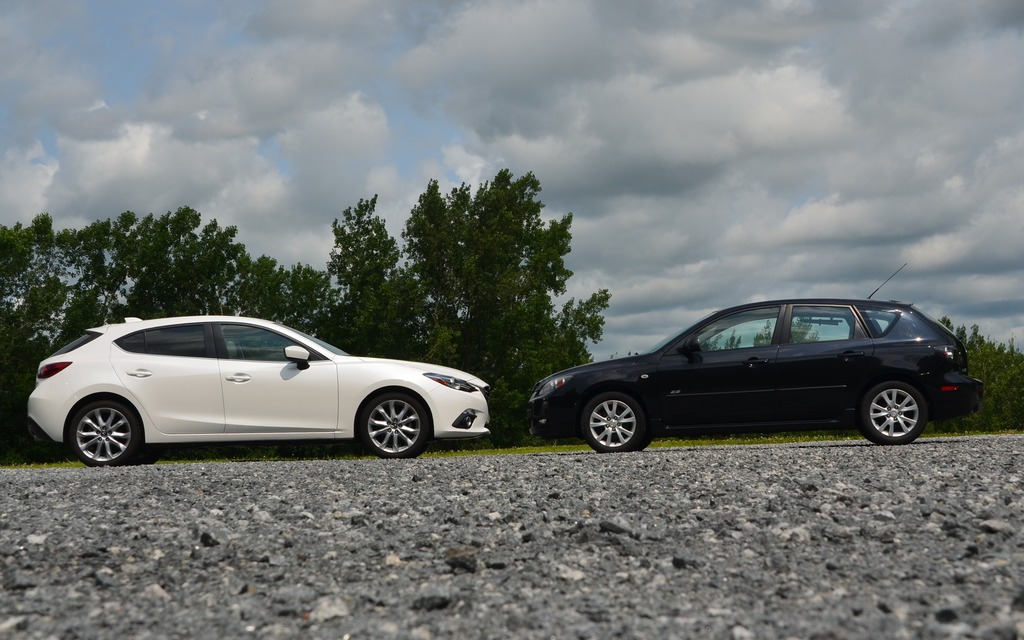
[930,374,984,421]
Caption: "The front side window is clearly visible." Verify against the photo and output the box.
[696,306,781,352]
[221,324,298,362]
[115,325,208,358]
[789,305,857,344]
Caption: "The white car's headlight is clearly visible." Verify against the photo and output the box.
[536,375,573,398]
[424,372,478,393]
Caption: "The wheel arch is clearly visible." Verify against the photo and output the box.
[854,373,934,425]
[63,392,146,445]
[353,386,435,444]
[573,384,651,438]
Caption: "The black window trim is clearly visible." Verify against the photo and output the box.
[113,322,216,358]
[781,303,868,345]
[212,322,329,362]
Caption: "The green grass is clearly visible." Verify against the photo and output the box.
[6,428,1019,469]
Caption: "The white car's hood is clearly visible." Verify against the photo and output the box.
[346,356,489,388]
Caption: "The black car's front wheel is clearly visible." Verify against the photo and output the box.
[359,392,431,458]
[68,400,143,466]
[581,392,649,453]
[858,381,928,445]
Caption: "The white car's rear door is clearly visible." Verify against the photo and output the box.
[110,324,226,435]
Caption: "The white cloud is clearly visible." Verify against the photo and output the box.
[0,143,57,218]
[3,0,1024,359]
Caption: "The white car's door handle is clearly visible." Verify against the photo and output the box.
[225,374,251,383]
[126,369,152,378]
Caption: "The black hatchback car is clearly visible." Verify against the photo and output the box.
[529,299,983,452]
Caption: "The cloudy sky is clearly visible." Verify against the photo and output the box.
[3,0,1024,359]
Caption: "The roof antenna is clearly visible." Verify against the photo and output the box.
[868,263,907,299]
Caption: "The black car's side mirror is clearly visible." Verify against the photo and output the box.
[284,345,311,370]
[676,337,702,363]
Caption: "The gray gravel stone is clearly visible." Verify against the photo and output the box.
[1,435,1023,639]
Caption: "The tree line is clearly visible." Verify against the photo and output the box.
[1,167,1021,464]
[1,169,610,463]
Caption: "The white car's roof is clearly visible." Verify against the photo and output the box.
[93,315,283,335]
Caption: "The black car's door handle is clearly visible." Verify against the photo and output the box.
[744,357,770,367]
[838,351,866,360]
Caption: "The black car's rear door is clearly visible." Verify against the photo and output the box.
[773,304,877,422]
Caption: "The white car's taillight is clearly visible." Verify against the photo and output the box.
[37,362,72,379]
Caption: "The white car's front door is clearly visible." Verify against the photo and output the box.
[218,324,339,434]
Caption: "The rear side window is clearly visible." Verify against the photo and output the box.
[858,308,900,338]
[115,325,209,358]
[789,305,857,343]
[51,331,102,356]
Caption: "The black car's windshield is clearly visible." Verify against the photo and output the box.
[643,332,682,355]
[643,308,722,354]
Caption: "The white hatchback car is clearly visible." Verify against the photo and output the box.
[28,316,490,465]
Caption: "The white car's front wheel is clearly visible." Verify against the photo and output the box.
[359,392,431,458]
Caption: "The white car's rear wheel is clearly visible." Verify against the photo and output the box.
[69,400,143,466]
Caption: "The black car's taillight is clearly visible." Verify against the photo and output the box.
[942,346,968,371]
[38,362,72,379]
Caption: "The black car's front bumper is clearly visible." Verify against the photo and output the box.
[527,394,578,439]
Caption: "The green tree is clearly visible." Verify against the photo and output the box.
[233,255,336,335]
[327,196,418,357]
[0,215,76,462]
[402,170,610,445]
[940,320,1024,434]
[115,207,246,318]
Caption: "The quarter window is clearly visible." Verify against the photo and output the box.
[858,308,900,337]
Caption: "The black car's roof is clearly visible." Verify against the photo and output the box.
[722,298,912,308]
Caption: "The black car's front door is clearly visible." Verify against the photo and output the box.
[656,306,781,427]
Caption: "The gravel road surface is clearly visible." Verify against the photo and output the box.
[2,435,1023,639]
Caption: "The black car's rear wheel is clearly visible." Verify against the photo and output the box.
[68,400,143,466]
[359,392,431,458]
[858,381,928,445]
[581,392,649,453]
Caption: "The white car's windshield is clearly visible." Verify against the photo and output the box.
[288,326,349,356]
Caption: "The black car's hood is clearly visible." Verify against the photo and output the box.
[543,352,656,380]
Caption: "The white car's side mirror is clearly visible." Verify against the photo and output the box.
[284,345,311,370]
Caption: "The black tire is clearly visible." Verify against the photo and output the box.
[858,381,928,445]
[358,392,431,459]
[68,400,143,467]
[580,392,649,453]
